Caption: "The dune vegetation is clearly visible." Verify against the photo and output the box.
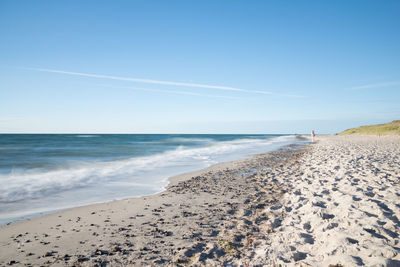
[339,120,400,135]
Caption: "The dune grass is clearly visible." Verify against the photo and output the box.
[339,120,400,135]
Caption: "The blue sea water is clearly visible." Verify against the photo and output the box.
[0,134,306,224]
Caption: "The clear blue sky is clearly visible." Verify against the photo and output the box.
[1,0,399,134]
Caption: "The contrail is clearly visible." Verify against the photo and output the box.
[351,81,400,90]
[23,67,305,97]
[26,67,251,93]
[95,84,241,100]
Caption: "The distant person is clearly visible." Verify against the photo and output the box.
[311,130,315,142]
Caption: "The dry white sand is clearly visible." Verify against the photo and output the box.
[253,135,400,266]
[0,135,399,266]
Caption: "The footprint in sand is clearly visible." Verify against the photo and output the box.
[299,233,315,244]
[303,221,312,231]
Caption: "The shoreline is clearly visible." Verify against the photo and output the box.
[0,141,308,266]
[1,136,307,227]
[1,134,398,266]
[0,140,308,225]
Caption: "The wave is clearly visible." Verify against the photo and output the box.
[128,137,215,145]
[75,135,99,138]
[0,135,299,204]
[164,137,215,143]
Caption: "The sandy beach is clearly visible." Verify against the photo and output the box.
[0,135,399,266]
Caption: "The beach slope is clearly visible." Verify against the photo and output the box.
[0,143,305,266]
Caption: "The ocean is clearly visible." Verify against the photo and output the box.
[0,134,307,225]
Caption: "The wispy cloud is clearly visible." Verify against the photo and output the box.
[24,67,305,98]
[351,81,400,90]
[0,117,23,122]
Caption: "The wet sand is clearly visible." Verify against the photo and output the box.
[0,140,305,266]
[1,135,399,266]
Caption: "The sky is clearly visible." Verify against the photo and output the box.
[0,0,399,134]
